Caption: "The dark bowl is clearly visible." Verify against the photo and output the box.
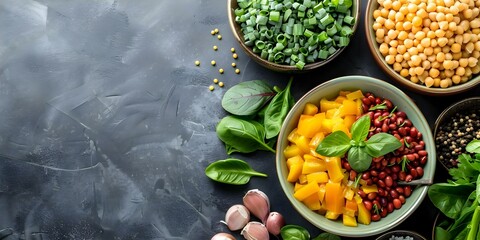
[433,97,480,170]
[376,230,427,240]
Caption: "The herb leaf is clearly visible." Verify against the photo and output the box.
[205,158,267,185]
[369,102,387,110]
[312,232,341,240]
[350,115,370,143]
[280,225,310,240]
[466,139,480,154]
[365,133,402,157]
[347,147,372,172]
[216,116,275,154]
[428,183,475,219]
[221,80,276,116]
[315,131,351,157]
[264,78,295,139]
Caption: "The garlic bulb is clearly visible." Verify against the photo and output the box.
[241,221,269,240]
[224,204,250,231]
[265,212,285,236]
[211,233,236,240]
[243,189,270,223]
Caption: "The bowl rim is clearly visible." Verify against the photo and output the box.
[227,0,361,73]
[276,75,436,237]
[365,0,480,96]
[433,96,480,170]
[376,230,427,240]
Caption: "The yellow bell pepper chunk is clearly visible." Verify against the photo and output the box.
[326,157,345,183]
[284,145,303,159]
[332,123,351,138]
[343,214,358,227]
[318,183,326,202]
[303,154,326,170]
[303,192,321,210]
[355,99,363,116]
[294,182,305,191]
[298,174,308,184]
[303,102,319,115]
[345,199,358,213]
[306,172,329,183]
[288,128,301,143]
[286,155,304,170]
[326,108,340,119]
[344,115,357,130]
[321,118,334,133]
[344,187,355,201]
[334,95,347,103]
[309,132,325,149]
[294,180,320,201]
[320,98,342,113]
[325,182,345,214]
[297,114,324,138]
[355,196,372,225]
[338,90,352,96]
[287,163,303,183]
[342,99,358,116]
[361,184,378,194]
[293,135,311,154]
[325,210,340,220]
[346,90,364,100]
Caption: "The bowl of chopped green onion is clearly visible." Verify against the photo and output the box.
[228,0,360,72]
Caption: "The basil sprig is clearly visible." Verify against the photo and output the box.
[316,115,402,172]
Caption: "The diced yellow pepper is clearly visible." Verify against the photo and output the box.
[303,103,319,115]
[318,183,326,202]
[303,192,321,210]
[286,155,304,170]
[332,123,351,138]
[294,182,305,191]
[321,118,334,133]
[346,90,364,100]
[325,182,345,214]
[355,196,372,225]
[284,145,303,159]
[326,108,340,119]
[345,199,358,212]
[317,203,327,215]
[298,174,308,184]
[320,98,342,113]
[304,154,327,171]
[344,187,355,201]
[361,184,378,194]
[334,95,347,103]
[355,99,363,116]
[297,114,324,138]
[342,99,358,115]
[325,210,340,220]
[343,214,358,227]
[294,180,320,201]
[309,132,325,149]
[293,135,311,154]
[338,90,352,96]
[326,157,345,183]
[309,149,324,159]
[307,172,329,183]
[344,115,357,130]
[287,163,303,183]
[288,128,301,143]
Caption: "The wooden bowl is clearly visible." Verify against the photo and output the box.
[365,0,480,95]
[228,0,360,73]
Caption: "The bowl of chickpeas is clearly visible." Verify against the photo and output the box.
[366,0,480,95]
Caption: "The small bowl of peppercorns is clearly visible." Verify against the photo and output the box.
[434,97,480,170]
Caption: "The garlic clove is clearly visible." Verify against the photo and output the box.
[265,212,285,236]
[241,221,269,240]
[224,204,250,231]
[211,233,236,240]
[243,189,270,223]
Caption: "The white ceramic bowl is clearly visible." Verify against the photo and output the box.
[276,75,436,237]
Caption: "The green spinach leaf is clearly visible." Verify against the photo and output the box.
[315,131,351,157]
[347,146,372,172]
[466,139,480,153]
[428,183,475,219]
[350,115,370,143]
[221,80,276,116]
[216,116,275,154]
[280,225,310,240]
[205,158,267,185]
[312,232,341,240]
[264,78,295,139]
[365,133,402,157]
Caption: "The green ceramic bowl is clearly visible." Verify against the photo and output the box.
[276,75,436,237]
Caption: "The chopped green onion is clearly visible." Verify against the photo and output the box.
[296,60,305,70]
[269,11,281,22]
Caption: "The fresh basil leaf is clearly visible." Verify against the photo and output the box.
[347,146,372,172]
[205,158,267,185]
[221,80,276,116]
[434,226,451,240]
[280,225,310,240]
[477,174,480,204]
[216,116,275,154]
[316,131,351,157]
[427,183,475,219]
[264,78,295,139]
[312,232,341,240]
[365,133,402,157]
[350,114,371,143]
[466,139,480,154]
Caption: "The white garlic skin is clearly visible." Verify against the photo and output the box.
[265,212,285,236]
[211,232,236,240]
[243,189,270,223]
[241,221,270,240]
[225,204,250,231]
